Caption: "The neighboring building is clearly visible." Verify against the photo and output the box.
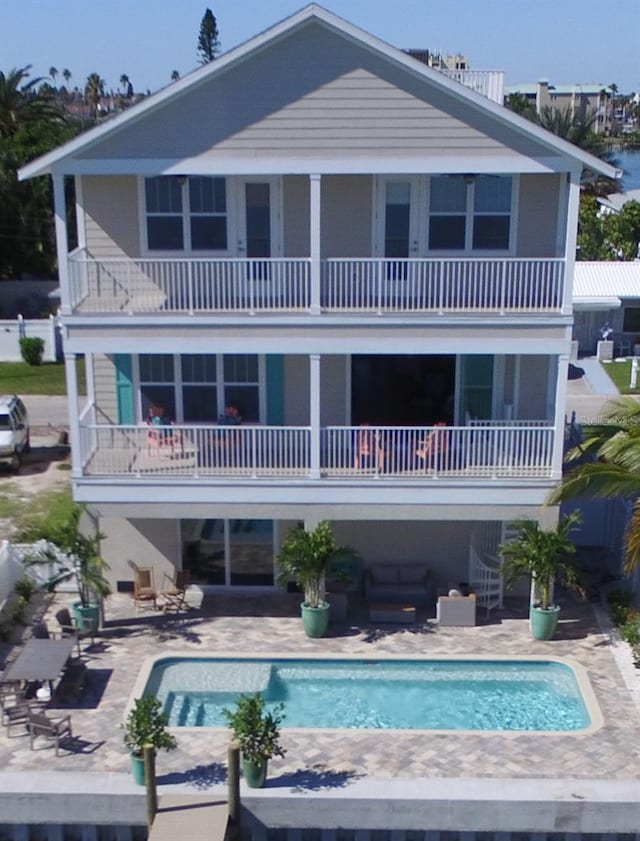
[596,188,640,216]
[406,49,504,104]
[506,79,610,133]
[573,261,640,354]
[20,4,616,599]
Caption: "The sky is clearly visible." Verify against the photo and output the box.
[2,0,639,96]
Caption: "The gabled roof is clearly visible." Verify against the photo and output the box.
[20,3,619,181]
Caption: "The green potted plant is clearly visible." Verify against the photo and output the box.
[25,504,111,633]
[276,521,359,637]
[499,512,581,640]
[222,693,285,788]
[123,695,177,785]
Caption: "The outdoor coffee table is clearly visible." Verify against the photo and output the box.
[369,603,416,624]
[4,638,76,688]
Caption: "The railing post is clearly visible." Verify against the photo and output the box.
[143,745,157,829]
[309,353,321,478]
[227,740,241,841]
[551,353,569,479]
[377,260,383,315]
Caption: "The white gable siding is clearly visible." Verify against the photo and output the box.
[76,23,560,169]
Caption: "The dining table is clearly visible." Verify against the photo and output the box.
[3,638,77,686]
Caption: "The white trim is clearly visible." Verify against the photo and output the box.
[75,176,86,251]
[563,172,582,314]
[52,175,70,315]
[18,6,618,182]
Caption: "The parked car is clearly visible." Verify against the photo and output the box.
[0,395,30,471]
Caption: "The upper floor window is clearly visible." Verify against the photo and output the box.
[428,175,512,252]
[144,176,227,252]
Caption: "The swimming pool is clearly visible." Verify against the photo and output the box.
[139,655,601,733]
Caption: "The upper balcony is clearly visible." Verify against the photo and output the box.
[67,251,566,317]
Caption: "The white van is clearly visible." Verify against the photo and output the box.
[0,395,30,471]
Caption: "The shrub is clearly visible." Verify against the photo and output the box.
[14,577,35,602]
[11,595,27,625]
[19,337,45,366]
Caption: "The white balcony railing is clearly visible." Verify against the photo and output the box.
[439,69,505,104]
[67,252,565,315]
[68,252,311,313]
[322,258,565,313]
[78,422,554,480]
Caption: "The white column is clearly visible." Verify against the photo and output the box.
[309,353,321,478]
[52,173,71,315]
[562,170,581,315]
[85,352,95,408]
[309,174,321,314]
[64,351,82,479]
[551,353,569,480]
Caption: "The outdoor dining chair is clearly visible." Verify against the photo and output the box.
[27,708,72,755]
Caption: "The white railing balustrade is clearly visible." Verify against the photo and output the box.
[322,258,565,313]
[323,425,554,478]
[67,254,311,314]
[439,69,505,104]
[79,422,554,480]
[68,254,565,315]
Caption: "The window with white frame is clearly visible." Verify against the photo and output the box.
[144,176,228,252]
[137,354,260,423]
[428,175,512,251]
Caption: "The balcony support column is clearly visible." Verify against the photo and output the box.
[309,353,321,478]
[309,174,321,314]
[551,353,569,480]
[64,351,82,479]
[562,171,581,315]
[52,173,71,315]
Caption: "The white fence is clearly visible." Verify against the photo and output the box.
[0,541,24,612]
[0,314,60,362]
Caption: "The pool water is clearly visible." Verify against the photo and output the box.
[144,657,592,731]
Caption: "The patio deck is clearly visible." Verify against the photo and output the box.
[1,592,640,785]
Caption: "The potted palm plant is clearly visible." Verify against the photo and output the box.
[123,695,177,785]
[499,512,581,640]
[222,693,285,788]
[24,505,111,633]
[276,521,359,637]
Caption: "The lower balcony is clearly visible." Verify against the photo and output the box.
[78,421,555,481]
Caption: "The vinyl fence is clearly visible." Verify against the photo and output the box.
[0,314,61,362]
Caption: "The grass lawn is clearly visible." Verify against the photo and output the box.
[0,358,86,395]
[601,359,640,395]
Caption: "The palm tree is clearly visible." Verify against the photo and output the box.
[171,69,180,83]
[548,396,640,572]
[49,66,58,85]
[62,68,71,85]
[119,74,129,94]
[84,72,105,119]
[0,66,61,139]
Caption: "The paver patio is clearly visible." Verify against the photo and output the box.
[2,591,640,787]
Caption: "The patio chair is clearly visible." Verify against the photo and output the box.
[354,424,385,471]
[416,422,448,471]
[133,567,157,610]
[3,691,30,736]
[55,608,92,655]
[27,708,72,755]
[161,569,191,612]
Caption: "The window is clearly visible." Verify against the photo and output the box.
[428,175,512,252]
[623,307,640,333]
[136,354,260,423]
[144,176,228,252]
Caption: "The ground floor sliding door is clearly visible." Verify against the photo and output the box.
[182,518,277,586]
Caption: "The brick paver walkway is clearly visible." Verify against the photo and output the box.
[1,592,639,788]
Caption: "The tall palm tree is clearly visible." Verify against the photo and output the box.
[49,66,58,85]
[548,396,640,572]
[84,72,105,119]
[62,68,71,85]
[0,66,61,139]
[119,74,129,94]
[171,70,180,83]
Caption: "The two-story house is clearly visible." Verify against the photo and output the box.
[20,5,616,602]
